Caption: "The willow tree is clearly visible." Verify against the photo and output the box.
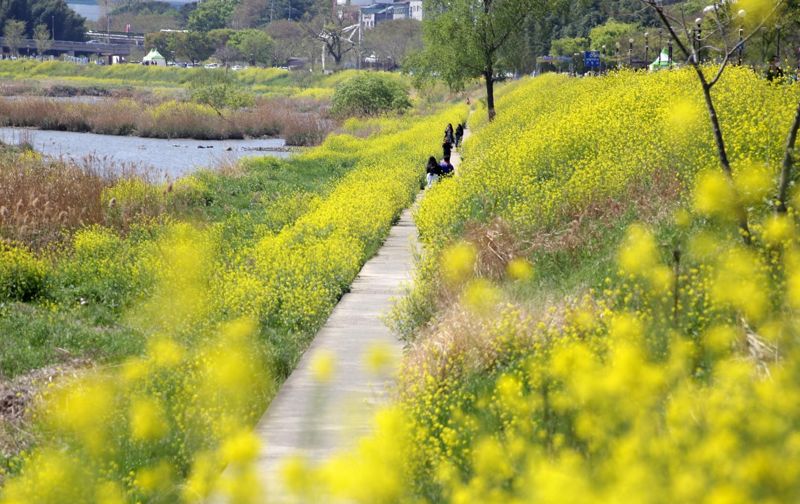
[410,0,546,121]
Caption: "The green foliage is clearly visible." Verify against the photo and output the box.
[0,242,46,302]
[330,73,411,118]
[227,29,273,66]
[0,0,86,41]
[549,36,589,56]
[188,0,237,32]
[588,18,639,50]
[411,0,547,119]
[189,70,255,110]
[176,31,216,63]
[2,20,25,55]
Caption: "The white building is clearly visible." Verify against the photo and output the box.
[409,0,422,20]
[359,0,421,29]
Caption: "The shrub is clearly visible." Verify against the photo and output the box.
[0,242,46,301]
[330,73,411,118]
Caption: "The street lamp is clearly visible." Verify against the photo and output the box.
[601,44,606,72]
[668,39,673,68]
[694,17,703,63]
[644,32,649,65]
[738,27,744,65]
[658,28,662,52]
[629,37,634,67]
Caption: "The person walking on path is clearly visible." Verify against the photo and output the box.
[426,155,441,187]
[444,124,455,147]
[442,138,452,161]
[439,157,454,177]
[455,123,464,148]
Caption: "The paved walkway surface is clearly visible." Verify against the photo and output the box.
[239,120,471,502]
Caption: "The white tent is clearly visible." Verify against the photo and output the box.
[649,49,672,71]
[142,49,166,67]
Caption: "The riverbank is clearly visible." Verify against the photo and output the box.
[0,127,291,178]
[0,96,333,146]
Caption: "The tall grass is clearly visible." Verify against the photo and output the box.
[0,96,334,145]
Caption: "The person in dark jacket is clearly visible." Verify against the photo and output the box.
[439,157,454,177]
[426,155,441,187]
[444,123,455,146]
[455,123,464,148]
[442,139,452,160]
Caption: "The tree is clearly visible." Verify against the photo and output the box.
[362,19,422,68]
[3,19,25,56]
[302,0,360,68]
[174,31,215,63]
[266,19,315,66]
[330,73,411,117]
[229,29,273,66]
[144,31,177,60]
[187,0,237,32]
[549,36,588,56]
[30,0,86,41]
[33,23,51,58]
[639,0,783,243]
[588,19,638,50]
[410,0,547,121]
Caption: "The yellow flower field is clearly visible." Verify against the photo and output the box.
[285,68,800,502]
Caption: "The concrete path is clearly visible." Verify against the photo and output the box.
[238,119,471,502]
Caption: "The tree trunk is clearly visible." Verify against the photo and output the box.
[484,70,496,121]
[700,81,752,244]
[777,99,800,213]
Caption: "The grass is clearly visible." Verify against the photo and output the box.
[0,146,361,380]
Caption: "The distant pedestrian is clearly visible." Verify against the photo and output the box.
[455,123,464,148]
[444,123,455,146]
[442,139,452,160]
[440,157,454,177]
[426,155,441,187]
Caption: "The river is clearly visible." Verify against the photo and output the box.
[0,128,290,179]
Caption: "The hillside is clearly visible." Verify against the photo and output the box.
[273,67,800,502]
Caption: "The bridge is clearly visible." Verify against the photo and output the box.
[85,31,145,46]
[0,37,131,59]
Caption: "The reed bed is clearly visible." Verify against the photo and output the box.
[0,148,156,249]
[0,96,334,146]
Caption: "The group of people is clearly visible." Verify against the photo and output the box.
[426,122,465,187]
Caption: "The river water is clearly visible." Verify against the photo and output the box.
[0,128,290,179]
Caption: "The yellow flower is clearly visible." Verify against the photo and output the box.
[129,397,168,442]
[220,429,261,466]
[693,170,737,219]
[442,241,477,285]
[506,257,535,281]
[311,350,336,383]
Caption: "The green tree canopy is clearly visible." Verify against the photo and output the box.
[589,19,639,51]
[187,0,237,32]
[33,22,52,57]
[3,19,24,55]
[228,29,273,66]
[550,36,589,56]
[409,0,548,120]
[0,0,86,41]
[175,31,215,63]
